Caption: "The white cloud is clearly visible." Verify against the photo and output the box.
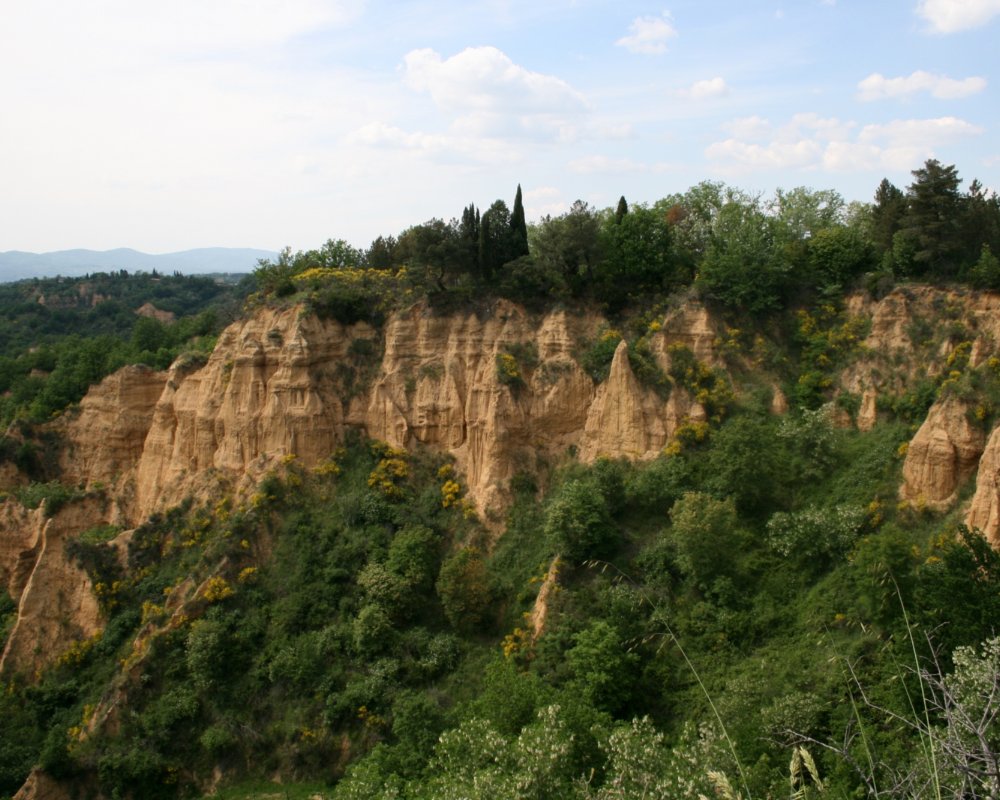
[916,0,1000,32]
[680,77,730,99]
[401,46,588,141]
[707,114,983,173]
[524,187,568,219]
[723,116,772,139]
[403,46,587,114]
[857,71,987,100]
[615,12,678,55]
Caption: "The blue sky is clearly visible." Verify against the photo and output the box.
[1,0,997,254]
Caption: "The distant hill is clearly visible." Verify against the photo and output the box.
[0,247,278,282]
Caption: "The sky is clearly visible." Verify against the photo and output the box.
[1,0,998,255]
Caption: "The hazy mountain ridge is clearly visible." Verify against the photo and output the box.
[0,247,278,281]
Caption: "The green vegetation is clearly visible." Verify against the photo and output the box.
[2,159,1000,798]
[0,398,997,798]
[0,270,243,429]
[248,159,999,326]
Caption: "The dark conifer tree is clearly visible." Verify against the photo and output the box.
[366,235,398,269]
[459,204,481,279]
[510,185,530,260]
[903,159,964,276]
[478,213,492,283]
[871,179,905,255]
[615,196,629,224]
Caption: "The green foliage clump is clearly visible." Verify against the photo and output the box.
[13,480,85,516]
[543,479,618,564]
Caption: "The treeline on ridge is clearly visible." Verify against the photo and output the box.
[252,159,1000,321]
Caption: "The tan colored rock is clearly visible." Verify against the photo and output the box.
[0,497,106,678]
[900,396,985,509]
[579,341,670,461]
[58,364,167,491]
[857,389,879,432]
[135,302,176,323]
[965,423,1000,547]
[771,387,789,416]
[55,300,729,523]
[13,769,73,800]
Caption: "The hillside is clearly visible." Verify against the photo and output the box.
[3,164,1000,799]
[0,249,276,282]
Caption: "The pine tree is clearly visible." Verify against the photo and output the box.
[510,185,529,259]
[903,159,964,277]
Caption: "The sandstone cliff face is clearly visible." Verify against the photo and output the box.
[899,396,985,509]
[966,423,1000,546]
[58,365,167,501]
[842,286,1000,400]
[49,300,723,525]
[0,498,105,677]
[12,287,1000,684]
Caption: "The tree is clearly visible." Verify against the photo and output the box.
[436,547,491,631]
[696,195,789,313]
[480,199,514,282]
[531,201,603,296]
[968,245,1000,290]
[395,219,464,290]
[902,159,964,277]
[963,180,1000,268]
[366,235,398,269]
[772,186,846,240]
[669,492,745,590]
[807,225,876,289]
[318,238,363,269]
[614,196,629,225]
[872,178,906,255]
[567,621,639,713]
[510,185,530,261]
[544,478,618,563]
[597,204,674,309]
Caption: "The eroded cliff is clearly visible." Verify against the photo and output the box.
[7,287,1000,687]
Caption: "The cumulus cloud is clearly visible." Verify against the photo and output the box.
[680,77,730,99]
[403,46,587,114]
[524,186,568,219]
[723,116,772,139]
[401,46,588,141]
[857,71,987,100]
[707,113,983,173]
[615,12,678,54]
[916,0,1000,32]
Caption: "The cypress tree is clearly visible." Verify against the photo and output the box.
[510,185,529,259]
[615,196,629,225]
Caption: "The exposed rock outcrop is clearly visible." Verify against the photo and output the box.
[966,423,1000,547]
[52,300,722,525]
[13,769,74,800]
[58,364,167,498]
[899,396,985,509]
[0,498,106,677]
